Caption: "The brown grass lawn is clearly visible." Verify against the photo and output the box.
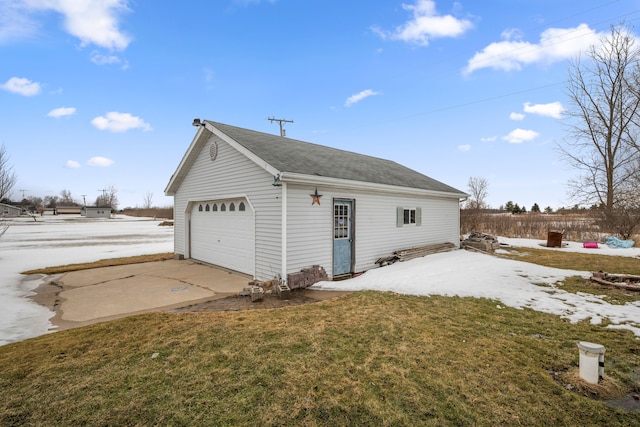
[2,251,640,425]
[21,253,174,275]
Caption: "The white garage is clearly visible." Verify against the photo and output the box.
[166,120,466,282]
[189,198,255,275]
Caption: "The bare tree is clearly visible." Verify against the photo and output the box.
[59,189,77,205]
[0,144,17,237]
[461,176,490,233]
[143,191,153,209]
[559,24,640,236]
[465,176,489,210]
[96,185,119,211]
[44,195,59,208]
[0,144,17,201]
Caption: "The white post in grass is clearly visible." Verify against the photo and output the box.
[577,341,605,384]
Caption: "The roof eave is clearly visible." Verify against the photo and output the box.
[205,121,280,177]
[280,172,467,199]
[165,125,212,196]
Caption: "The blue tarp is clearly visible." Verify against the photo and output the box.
[605,236,635,248]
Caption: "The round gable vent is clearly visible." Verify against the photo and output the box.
[209,141,218,161]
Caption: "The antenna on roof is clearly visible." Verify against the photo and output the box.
[268,117,293,137]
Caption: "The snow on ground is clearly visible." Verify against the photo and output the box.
[4,217,640,345]
[314,237,640,337]
[498,236,640,257]
[0,215,173,346]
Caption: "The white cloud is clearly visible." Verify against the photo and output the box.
[373,0,473,46]
[47,107,76,118]
[203,67,215,83]
[465,23,601,74]
[523,101,564,119]
[90,51,128,68]
[480,136,496,142]
[458,144,471,152]
[0,1,39,43]
[91,111,151,132]
[203,67,215,90]
[66,160,80,168]
[1,76,41,96]
[502,128,539,144]
[87,156,114,167]
[21,0,131,50]
[510,112,525,121]
[345,89,380,107]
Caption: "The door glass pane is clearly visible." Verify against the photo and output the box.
[334,204,349,239]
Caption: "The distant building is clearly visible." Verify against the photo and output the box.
[56,206,82,215]
[0,203,21,217]
[83,206,112,218]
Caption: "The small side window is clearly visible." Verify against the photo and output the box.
[397,207,419,226]
[403,208,415,225]
[239,202,246,211]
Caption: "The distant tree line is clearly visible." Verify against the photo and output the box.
[7,187,120,213]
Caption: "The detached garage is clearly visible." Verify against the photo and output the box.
[165,120,467,283]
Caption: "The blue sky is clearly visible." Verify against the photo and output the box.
[1,0,639,210]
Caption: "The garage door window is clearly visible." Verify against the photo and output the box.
[205,204,210,212]
[230,203,235,211]
[198,204,203,212]
[239,202,245,211]
[212,204,218,211]
[221,203,226,211]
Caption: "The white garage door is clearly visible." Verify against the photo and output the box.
[190,199,254,275]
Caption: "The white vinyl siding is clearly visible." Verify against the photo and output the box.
[353,192,459,273]
[286,184,460,277]
[285,185,333,275]
[173,134,281,280]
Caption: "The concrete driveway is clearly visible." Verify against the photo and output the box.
[41,259,250,329]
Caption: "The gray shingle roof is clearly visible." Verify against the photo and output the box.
[207,121,465,196]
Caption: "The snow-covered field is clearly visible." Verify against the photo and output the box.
[314,236,640,337]
[3,216,640,346]
[0,215,173,346]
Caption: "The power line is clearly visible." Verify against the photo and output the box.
[268,117,294,137]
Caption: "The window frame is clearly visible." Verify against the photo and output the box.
[396,206,422,227]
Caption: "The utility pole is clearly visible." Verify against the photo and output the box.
[81,194,87,206]
[268,117,294,137]
[19,189,27,199]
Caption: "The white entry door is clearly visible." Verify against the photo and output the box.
[190,199,254,275]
